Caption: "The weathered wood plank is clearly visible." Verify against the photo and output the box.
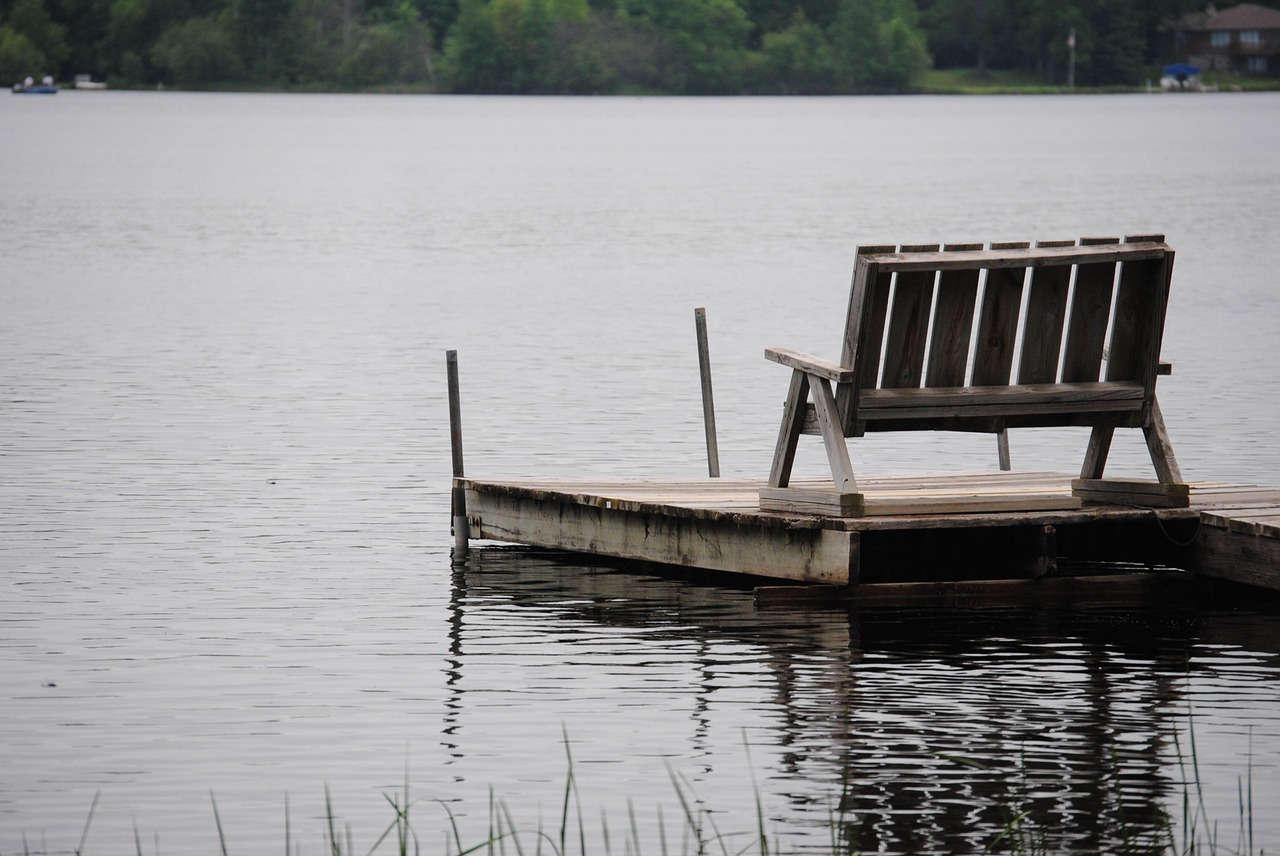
[1017,240,1076,384]
[925,242,983,387]
[768,368,809,488]
[760,484,1082,517]
[862,241,1166,272]
[758,487,864,517]
[857,381,1144,421]
[844,249,895,392]
[764,347,855,382]
[467,486,860,584]
[1197,504,1280,538]
[1080,425,1115,480]
[812,376,857,493]
[1191,487,1280,503]
[1142,398,1183,485]
[880,243,939,389]
[972,241,1029,385]
[1061,237,1120,383]
[1072,478,1190,508]
[1106,245,1168,385]
[1191,525,1280,592]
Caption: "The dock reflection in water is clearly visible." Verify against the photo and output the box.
[445,548,1280,854]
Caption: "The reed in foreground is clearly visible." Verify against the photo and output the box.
[20,728,1264,856]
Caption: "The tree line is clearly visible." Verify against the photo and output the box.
[1,0,1272,94]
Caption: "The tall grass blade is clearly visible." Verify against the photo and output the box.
[325,785,341,856]
[1247,729,1255,856]
[665,765,702,855]
[501,800,526,856]
[75,791,100,856]
[365,796,404,856]
[741,737,768,856]
[559,726,585,856]
[210,792,229,856]
[432,798,466,856]
[627,798,641,856]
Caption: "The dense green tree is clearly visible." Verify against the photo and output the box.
[150,9,242,84]
[0,23,47,79]
[104,0,187,83]
[739,0,834,45]
[335,2,433,84]
[918,0,1017,70]
[829,0,927,91]
[47,0,108,75]
[625,0,751,92]
[441,0,618,92]
[1080,0,1145,85]
[412,0,454,46]
[231,0,297,79]
[2,0,68,77]
[758,9,834,91]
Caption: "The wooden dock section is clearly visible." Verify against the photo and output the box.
[458,472,1280,592]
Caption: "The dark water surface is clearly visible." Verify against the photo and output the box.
[3,91,1280,853]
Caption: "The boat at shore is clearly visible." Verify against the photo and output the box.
[12,76,59,94]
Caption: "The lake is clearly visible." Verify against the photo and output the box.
[2,90,1280,854]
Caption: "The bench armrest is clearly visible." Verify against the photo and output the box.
[764,347,856,383]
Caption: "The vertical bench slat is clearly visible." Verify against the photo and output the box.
[1106,235,1170,384]
[925,242,984,388]
[1017,239,1076,384]
[971,241,1029,386]
[880,244,940,389]
[1061,236,1120,382]
[839,246,895,428]
[842,245,896,390]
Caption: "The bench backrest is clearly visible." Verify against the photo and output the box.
[836,236,1174,430]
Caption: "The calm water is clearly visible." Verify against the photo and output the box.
[3,91,1280,853]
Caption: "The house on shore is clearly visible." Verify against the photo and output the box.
[1171,3,1280,76]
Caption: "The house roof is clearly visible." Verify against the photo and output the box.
[1175,3,1280,32]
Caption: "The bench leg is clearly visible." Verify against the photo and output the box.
[1143,398,1183,486]
[1080,426,1114,480]
[768,369,809,488]
[1072,399,1188,508]
[811,376,858,494]
[997,429,1011,471]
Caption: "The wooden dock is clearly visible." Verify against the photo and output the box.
[457,471,1280,592]
[446,235,1279,597]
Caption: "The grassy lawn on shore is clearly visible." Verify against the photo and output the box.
[917,66,1280,94]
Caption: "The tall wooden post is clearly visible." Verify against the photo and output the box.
[694,307,721,478]
[447,350,469,563]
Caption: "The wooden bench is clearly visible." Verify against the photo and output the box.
[761,236,1187,517]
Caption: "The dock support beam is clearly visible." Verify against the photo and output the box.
[447,350,469,564]
[694,307,720,478]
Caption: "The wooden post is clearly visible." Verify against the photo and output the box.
[997,429,1011,471]
[446,350,469,564]
[694,307,720,478]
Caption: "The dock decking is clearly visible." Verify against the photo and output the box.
[458,472,1280,591]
